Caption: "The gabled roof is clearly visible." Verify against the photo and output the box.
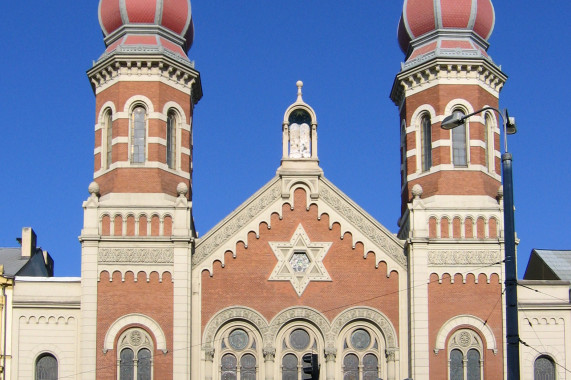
[0,248,29,277]
[193,175,405,271]
[0,247,54,278]
[523,249,571,281]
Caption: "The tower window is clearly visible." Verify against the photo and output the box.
[105,110,113,169]
[534,355,555,380]
[35,353,58,380]
[448,329,483,380]
[421,115,432,172]
[288,109,311,158]
[452,110,467,166]
[166,110,177,169]
[131,106,147,164]
[116,328,154,380]
[484,113,493,172]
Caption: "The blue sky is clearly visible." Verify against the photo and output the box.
[0,1,569,278]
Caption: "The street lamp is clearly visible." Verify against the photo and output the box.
[442,106,520,380]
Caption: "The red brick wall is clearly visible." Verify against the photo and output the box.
[97,271,174,379]
[428,273,504,379]
[201,189,401,339]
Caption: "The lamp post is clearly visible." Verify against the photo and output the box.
[441,107,519,379]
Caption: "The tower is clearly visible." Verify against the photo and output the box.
[390,0,507,378]
[80,1,201,378]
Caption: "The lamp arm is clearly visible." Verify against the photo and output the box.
[459,106,509,152]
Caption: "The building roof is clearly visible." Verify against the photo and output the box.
[523,249,571,281]
[0,248,31,277]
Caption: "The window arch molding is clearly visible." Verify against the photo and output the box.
[103,313,167,354]
[410,105,437,175]
[267,307,329,346]
[161,101,187,126]
[213,321,264,380]
[202,307,269,353]
[434,315,497,355]
[335,320,387,380]
[122,95,155,114]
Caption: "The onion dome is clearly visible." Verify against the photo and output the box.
[397,0,495,67]
[98,0,195,62]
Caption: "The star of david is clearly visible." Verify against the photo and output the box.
[268,224,332,296]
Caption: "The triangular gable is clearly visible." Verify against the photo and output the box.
[193,175,406,274]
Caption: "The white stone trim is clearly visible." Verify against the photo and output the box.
[434,315,497,354]
[123,95,154,114]
[148,136,167,145]
[103,313,167,353]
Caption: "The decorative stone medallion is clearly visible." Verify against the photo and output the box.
[269,224,332,296]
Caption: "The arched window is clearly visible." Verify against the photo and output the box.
[219,327,258,379]
[341,326,382,380]
[104,109,113,169]
[534,355,556,380]
[421,114,432,172]
[117,328,154,380]
[166,110,177,169]
[401,122,407,185]
[288,109,311,159]
[131,106,147,164]
[35,353,58,380]
[452,109,467,167]
[448,329,483,380]
[484,113,493,172]
[280,327,318,380]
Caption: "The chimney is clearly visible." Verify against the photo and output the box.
[20,227,37,258]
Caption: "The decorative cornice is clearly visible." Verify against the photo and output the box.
[193,179,282,267]
[87,55,202,104]
[98,248,174,264]
[428,250,501,266]
[390,58,507,106]
[319,179,406,268]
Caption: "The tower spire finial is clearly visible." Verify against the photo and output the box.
[296,80,303,102]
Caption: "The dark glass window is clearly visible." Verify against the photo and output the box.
[450,349,464,380]
[484,113,492,171]
[221,353,237,380]
[467,349,481,380]
[35,354,58,380]
[240,354,256,380]
[132,106,146,163]
[106,110,113,169]
[421,115,432,171]
[166,111,176,169]
[343,354,359,380]
[534,356,556,380]
[120,348,134,380]
[281,353,298,380]
[137,348,151,380]
[362,353,379,380]
[452,110,467,166]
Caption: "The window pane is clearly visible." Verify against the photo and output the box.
[363,353,379,380]
[534,356,556,380]
[166,112,176,169]
[240,354,256,380]
[36,354,58,380]
[452,110,467,166]
[484,114,491,170]
[137,348,152,380]
[343,353,359,380]
[450,349,464,380]
[467,349,480,380]
[120,348,134,380]
[421,115,432,171]
[106,112,113,169]
[290,329,310,351]
[222,353,237,380]
[351,329,371,350]
[282,353,298,380]
[132,107,146,163]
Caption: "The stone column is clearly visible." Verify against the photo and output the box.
[325,347,337,380]
[263,347,276,380]
[204,348,215,380]
[386,349,398,380]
